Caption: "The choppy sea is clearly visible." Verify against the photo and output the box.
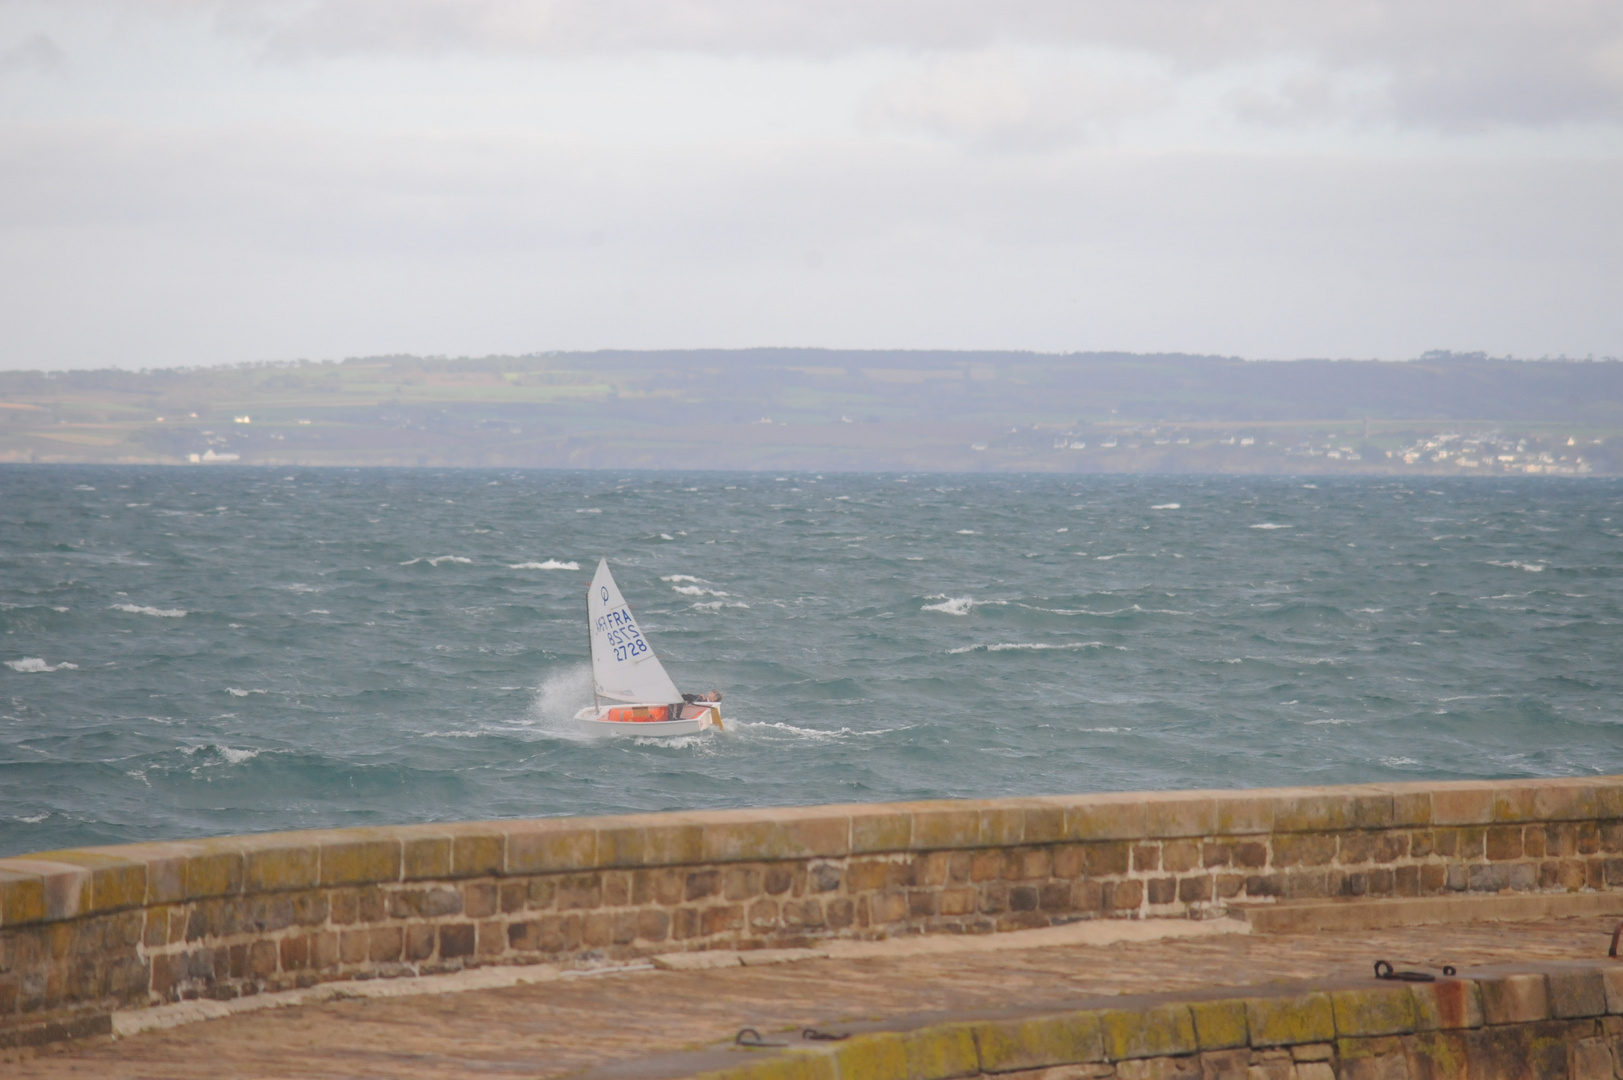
[2,466,1621,857]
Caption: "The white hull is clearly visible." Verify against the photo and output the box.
[573,703,723,738]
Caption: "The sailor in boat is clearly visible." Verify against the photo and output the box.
[575,559,725,736]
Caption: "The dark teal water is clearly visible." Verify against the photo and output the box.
[2,466,1621,857]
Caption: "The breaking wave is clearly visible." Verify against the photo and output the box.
[5,658,78,673]
[112,603,186,617]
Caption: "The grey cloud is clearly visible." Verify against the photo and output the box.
[2,116,1619,368]
[123,0,1623,129]
[0,33,66,76]
[860,51,1172,152]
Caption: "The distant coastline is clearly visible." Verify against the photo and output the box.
[3,349,1619,474]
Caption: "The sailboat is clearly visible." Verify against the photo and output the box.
[574,558,725,737]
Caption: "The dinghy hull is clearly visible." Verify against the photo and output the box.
[573,703,723,738]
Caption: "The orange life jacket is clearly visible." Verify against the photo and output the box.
[605,705,671,723]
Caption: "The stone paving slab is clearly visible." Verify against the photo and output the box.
[5,916,1621,1079]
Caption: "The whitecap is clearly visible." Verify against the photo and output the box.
[729,720,898,739]
[1304,717,1363,725]
[693,601,749,610]
[1381,756,1420,767]
[280,583,322,593]
[218,747,261,765]
[1249,523,1293,530]
[5,658,78,673]
[577,508,602,514]
[1151,503,1180,510]
[956,529,976,535]
[948,642,1105,654]
[661,575,704,583]
[226,688,266,697]
[672,585,727,597]
[1487,560,1546,572]
[307,609,330,615]
[112,604,186,617]
[74,484,95,491]
[427,555,472,566]
[510,560,581,570]
[17,812,49,823]
[922,596,974,615]
[659,533,675,541]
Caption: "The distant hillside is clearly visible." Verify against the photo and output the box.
[2,350,1619,474]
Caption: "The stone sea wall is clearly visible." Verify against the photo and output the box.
[4,776,1623,1047]
[683,962,1623,1080]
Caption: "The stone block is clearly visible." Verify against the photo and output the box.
[1116,1056,1201,1080]
[973,1011,1105,1070]
[1133,845,1161,872]
[242,842,319,893]
[318,834,401,887]
[0,868,48,927]
[1022,802,1068,845]
[556,874,603,910]
[911,805,984,850]
[1462,1019,1570,1080]
[402,835,451,880]
[642,822,705,866]
[1332,986,1419,1037]
[438,923,475,959]
[1484,827,1522,861]
[1146,796,1216,839]
[1100,1004,1198,1060]
[1548,969,1608,1018]
[1190,1000,1248,1050]
[1401,1029,1470,1080]
[1246,992,1336,1047]
[504,821,596,875]
[179,845,245,900]
[405,924,435,961]
[1272,834,1336,868]
[1062,795,1149,842]
[463,881,498,918]
[1006,848,1052,881]
[1214,796,1274,836]
[1477,973,1548,1025]
[29,851,149,916]
[1430,785,1493,826]
[852,809,911,854]
[1604,967,1623,1013]
[981,806,1026,847]
[1571,1036,1614,1080]
[1410,979,1483,1031]
[1345,792,1394,830]
[1163,841,1201,874]
[1199,1048,1251,1080]
[596,823,646,868]
[1336,1036,1409,1080]
[1272,792,1356,834]
[450,830,505,877]
[702,809,849,862]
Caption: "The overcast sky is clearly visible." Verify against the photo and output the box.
[1,1,1620,370]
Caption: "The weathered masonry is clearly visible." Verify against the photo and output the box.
[670,961,1623,1080]
[3,776,1623,1047]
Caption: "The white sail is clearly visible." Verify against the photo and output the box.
[587,559,682,704]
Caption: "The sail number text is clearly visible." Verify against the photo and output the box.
[595,608,650,662]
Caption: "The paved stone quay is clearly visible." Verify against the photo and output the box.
[4,915,1618,1079]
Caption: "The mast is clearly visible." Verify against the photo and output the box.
[587,574,599,712]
